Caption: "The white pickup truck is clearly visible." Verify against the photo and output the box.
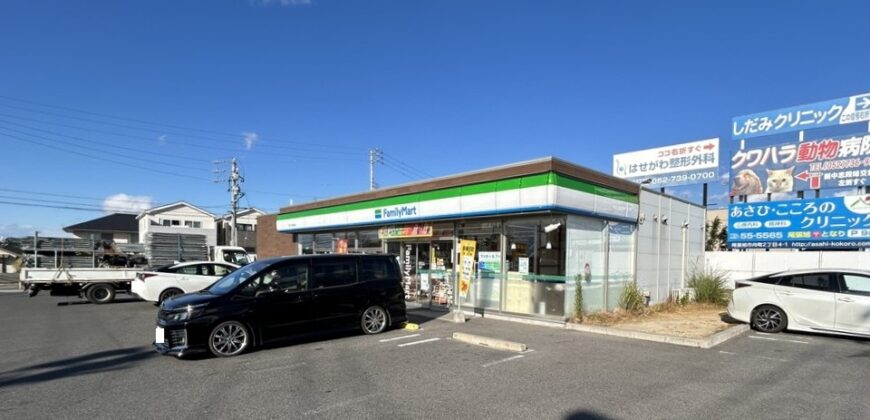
[20,267,140,304]
[20,246,253,304]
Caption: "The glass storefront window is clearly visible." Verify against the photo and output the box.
[457,220,501,310]
[357,229,382,253]
[296,233,314,255]
[504,217,566,317]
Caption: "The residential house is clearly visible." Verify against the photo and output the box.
[137,201,218,247]
[63,213,140,244]
[216,208,266,254]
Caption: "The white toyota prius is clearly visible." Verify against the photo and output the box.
[132,261,239,304]
[728,269,870,338]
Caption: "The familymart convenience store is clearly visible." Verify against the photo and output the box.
[276,158,648,320]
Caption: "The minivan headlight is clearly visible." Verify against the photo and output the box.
[167,304,206,322]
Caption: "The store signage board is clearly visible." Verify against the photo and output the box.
[729,133,870,196]
[612,138,719,188]
[378,224,433,239]
[733,93,870,140]
[727,194,870,249]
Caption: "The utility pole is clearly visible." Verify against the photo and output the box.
[229,158,245,247]
[213,158,245,247]
[369,148,383,191]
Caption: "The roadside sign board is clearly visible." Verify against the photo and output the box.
[732,93,870,140]
[612,138,719,188]
[727,194,870,249]
[729,133,870,196]
[458,239,476,299]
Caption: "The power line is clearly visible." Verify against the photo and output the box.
[0,130,213,182]
[0,110,362,162]
[382,152,434,179]
[0,121,213,172]
[0,188,228,209]
[0,96,368,154]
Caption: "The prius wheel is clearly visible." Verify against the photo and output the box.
[159,288,183,304]
[208,321,250,357]
[361,305,388,335]
[751,305,787,333]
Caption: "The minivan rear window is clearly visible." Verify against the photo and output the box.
[360,258,397,281]
[312,259,356,288]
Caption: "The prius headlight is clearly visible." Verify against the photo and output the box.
[166,304,207,322]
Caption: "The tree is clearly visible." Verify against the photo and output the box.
[705,216,727,251]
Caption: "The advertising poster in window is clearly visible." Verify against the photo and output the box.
[458,239,476,299]
[477,251,502,305]
[727,194,870,249]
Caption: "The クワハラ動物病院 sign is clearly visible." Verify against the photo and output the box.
[729,134,870,196]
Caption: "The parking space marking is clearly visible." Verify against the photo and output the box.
[749,335,809,344]
[397,337,440,347]
[303,394,375,417]
[378,333,421,343]
[718,350,788,363]
[248,362,306,374]
[482,354,524,368]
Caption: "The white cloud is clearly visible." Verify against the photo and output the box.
[102,194,154,214]
[718,173,730,186]
[158,135,167,145]
[243,132,258,150]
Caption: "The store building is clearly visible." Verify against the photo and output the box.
[259,157,705,321]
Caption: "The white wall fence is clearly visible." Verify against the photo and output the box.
[705,251,870,288]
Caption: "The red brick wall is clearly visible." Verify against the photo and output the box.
[255,214,298,258]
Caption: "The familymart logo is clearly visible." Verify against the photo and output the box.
[375,205,417,219]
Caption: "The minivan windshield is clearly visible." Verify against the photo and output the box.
[207,259,270,295]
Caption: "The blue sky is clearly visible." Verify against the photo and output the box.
[1,0,869,237]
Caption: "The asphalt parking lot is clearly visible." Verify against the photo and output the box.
[0,291,868,420]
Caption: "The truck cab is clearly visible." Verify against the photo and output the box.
[212,246,252,266]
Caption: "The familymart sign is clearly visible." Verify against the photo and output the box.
[277,172,639,232]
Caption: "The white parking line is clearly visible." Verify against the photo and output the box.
[397,337,440,347]
[718,350,787,363]
[749,335,809,344]
[749,336,778,341]
[303,394,375,416]
[249,362,306,374]
[482,354,524,368]
[379,333,421,343]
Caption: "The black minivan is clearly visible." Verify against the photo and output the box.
[154,254,407,358]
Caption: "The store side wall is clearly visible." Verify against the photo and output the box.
[635,190,705,303]
[256,214,298,259]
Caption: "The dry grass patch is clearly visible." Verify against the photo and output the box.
[580,303,735,339]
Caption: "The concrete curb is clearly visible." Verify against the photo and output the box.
[452,332,527,352]
[565,323,750,349]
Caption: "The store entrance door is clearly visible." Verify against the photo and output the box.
[387,240,454,310]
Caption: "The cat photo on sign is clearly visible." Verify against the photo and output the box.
[731,169,763,196]
[765,166,795,193]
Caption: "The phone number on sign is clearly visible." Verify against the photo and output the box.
[645,170,718,185]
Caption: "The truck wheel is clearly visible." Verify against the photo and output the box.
[86,284,115,304]
[159,288,183,303]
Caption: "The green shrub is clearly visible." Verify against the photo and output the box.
[573,274,584,322]
[688,265,730,305]
[618,281,645,314]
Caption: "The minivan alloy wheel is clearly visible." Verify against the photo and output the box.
[362,306,388,334]
[209,321,249,357]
